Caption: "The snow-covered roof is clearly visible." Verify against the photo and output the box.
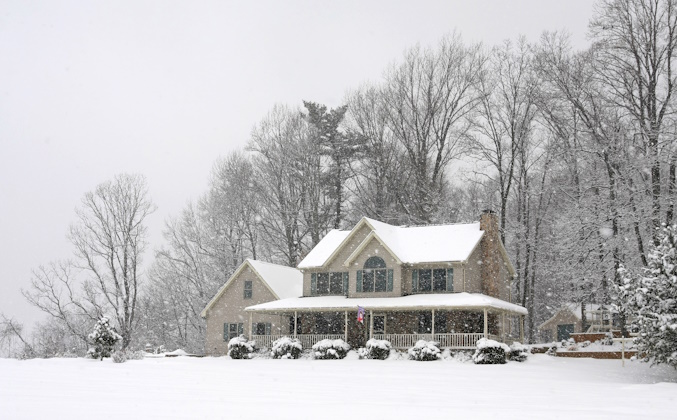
[246,259,303,299]
[297,217,485,269]
[201,259,302,318]
[298,229,350,268]
[245,292,528,315]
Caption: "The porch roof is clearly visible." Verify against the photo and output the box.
[245,292,527,315]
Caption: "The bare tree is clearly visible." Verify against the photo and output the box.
[345,85,408,224]
[248,105,311,266]
[471,37,539,243]
[590,0,677,244]
[382,33,486,223]
[24,174,154,350]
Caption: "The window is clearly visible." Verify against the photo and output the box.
[244,280,252,299]
[223,323,244,341]
[311,272,348,295]
[373,315,385,335]
[254,322,271,336]
[357,257,393,293]
[412,268,454,293]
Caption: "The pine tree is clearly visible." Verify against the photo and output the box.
[617,225,677,368]
[87,316,122,360]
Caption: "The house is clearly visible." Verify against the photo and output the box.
[245,210,527,350]
[201,259,303,356]
[538,303,619,341]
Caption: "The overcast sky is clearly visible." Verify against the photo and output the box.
[0,0,594,329]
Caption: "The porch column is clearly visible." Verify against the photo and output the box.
[249,312,253,340]
[294,311,298,338]
[344,311,348,342]
[369,310,373,340]
[431,309,435,336]
[520,315,524,343]
[483,308,488,338]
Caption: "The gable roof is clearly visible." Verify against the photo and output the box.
[200,259,302,318]
[298,217,485,268]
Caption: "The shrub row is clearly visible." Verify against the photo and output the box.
[226,335,529,363]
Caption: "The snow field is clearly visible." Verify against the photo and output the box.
[0,354,675,419]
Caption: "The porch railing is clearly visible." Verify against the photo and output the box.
[251,334,284,349]
[251,333,497,350]
[251,334,345,350]
[373,333,487,349]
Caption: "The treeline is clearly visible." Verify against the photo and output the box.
[4,0,676,356]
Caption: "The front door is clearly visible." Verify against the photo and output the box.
[557,324,575,341]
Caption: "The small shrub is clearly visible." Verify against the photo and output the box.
[87,316,122,360]
[365,339,391,360]
[473,338,509,364]
[312,339,350,360]
[546,343,558,356]
[508,342,529,362]
[408,340,441,361]
[271,336,303,359]
[127,350,146,360]
[600,332,614,346]
[228,335,255,359]
[111,350,127,363]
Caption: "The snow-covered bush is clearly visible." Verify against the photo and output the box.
[580,340,591,348]
[271,336,302,359]
[508,342,529,362]
[364,339,391,360]
[600,332,614,346]
[472,338,509,364]
[87,316,122,360]
[312,339,350,360]
[616,226,677,368]
[228,335,255,359]
[408,340,441,361]
[111,350,127,363]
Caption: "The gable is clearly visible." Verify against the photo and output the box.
[201,260,297,318]
[344,232,402,267]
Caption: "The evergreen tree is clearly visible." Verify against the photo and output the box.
[87,316,122,360]
[617,225,677,368]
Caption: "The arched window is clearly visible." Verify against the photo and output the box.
[359,256,390,292]
[364,256,386,269]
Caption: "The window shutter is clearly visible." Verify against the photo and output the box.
[223,323,228,341]
[343,272,349,295]
[356,270,363,292]
[311,273,317,295]
[238,323,244,336]
[265,323,271,335]
[447,268,454,292]
[387,269,394,292]
[412,269,418,292]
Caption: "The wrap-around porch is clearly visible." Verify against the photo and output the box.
[246,293,527,350]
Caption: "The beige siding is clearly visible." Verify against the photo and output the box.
[464,245,483,293]
[204,265,289,356]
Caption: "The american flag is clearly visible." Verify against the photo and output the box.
[357,306,365,324]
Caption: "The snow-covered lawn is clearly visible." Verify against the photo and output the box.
[1,354,675,419]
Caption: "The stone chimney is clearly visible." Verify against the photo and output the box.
[479,210,501,298]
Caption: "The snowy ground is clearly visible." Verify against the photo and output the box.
[1,353,675,419]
